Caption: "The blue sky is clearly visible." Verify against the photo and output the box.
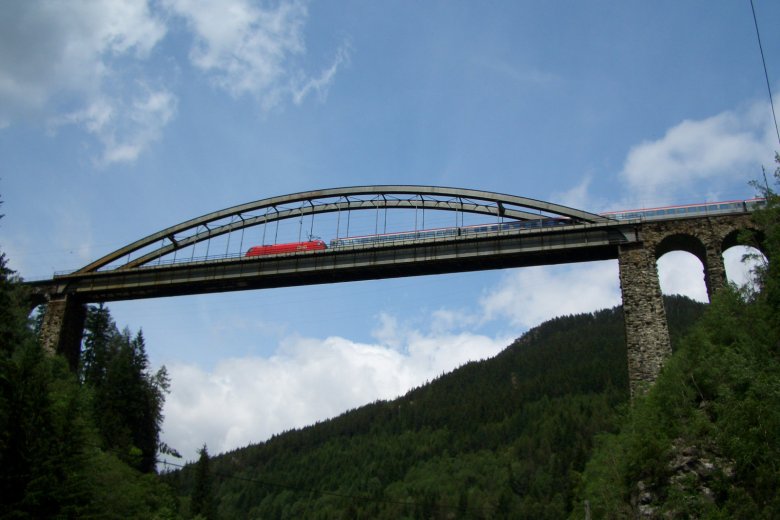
[2,0,778,462]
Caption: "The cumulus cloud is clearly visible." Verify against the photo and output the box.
[0,0,173,164]
[549,174,612,213]
[2,0,347,163]
[657,252,708,303]
[166,0,349,109]
[51,87,177,166]
[619,101,775,204]
[479,261,622,329]
[0,1,165,114]
[162,327,509,462]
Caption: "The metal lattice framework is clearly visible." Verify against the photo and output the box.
[77,185,610,273]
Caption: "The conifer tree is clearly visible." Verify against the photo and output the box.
[88,323,170,473]
[80,303,116,386]
[191,444,216,519]
[0,246,92,516]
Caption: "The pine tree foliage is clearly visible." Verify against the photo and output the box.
[191,444,216,520]
[80,303,116,386]
[82,313,171,473]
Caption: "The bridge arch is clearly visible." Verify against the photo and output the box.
[722,227,766,256]
[654,233,707,264]
[639,213,760,300]
[654,233,709,302]
[76,186,610,273]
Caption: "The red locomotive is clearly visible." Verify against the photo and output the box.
[245,240,327,257]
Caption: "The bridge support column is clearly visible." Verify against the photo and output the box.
[704,244,727,300]
[39,296,86,372]
[618,243,672,397]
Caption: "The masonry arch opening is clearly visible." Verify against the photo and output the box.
[723,245,767,292]
[657,251,709,303]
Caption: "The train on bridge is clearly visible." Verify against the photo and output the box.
[245,198,765,257]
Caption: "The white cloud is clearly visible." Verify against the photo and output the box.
[0,1,173,163]
[161,325,509,462]
[657,251,708,303]
[2,0,347,163]
[551,175,598,211]
[292,43,351,105]
[51,87,178,166]
[371,312,405,350]
[478,261,622,329]
[619,101,775,204]
[166,0,348,109]
[0,1,166,116]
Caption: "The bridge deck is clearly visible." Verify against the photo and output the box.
[30,221,638,302]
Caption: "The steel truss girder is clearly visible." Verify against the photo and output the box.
[77,185,610,273]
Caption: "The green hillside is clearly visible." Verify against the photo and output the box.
[168,296,705,519]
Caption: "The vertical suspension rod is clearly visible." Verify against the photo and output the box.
[238,215,246,257]
[308,200,315,239]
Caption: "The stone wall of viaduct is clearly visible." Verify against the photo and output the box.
[620,213,759,395]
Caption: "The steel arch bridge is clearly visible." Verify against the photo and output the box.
[77,185,612,274]
[29,185,632,306]
[29,185,762,395]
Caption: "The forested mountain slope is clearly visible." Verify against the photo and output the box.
[169,296,706,519]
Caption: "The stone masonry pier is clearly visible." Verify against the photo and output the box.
[619,213,759,395]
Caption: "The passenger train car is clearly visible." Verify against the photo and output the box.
[245,198,764,257]
[602,198,765,221]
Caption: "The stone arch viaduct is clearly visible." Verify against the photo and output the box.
[27,185,763,396]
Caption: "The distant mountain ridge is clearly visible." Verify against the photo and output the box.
[167,295,706,519]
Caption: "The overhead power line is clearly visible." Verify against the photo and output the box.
[750,0,780,146]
